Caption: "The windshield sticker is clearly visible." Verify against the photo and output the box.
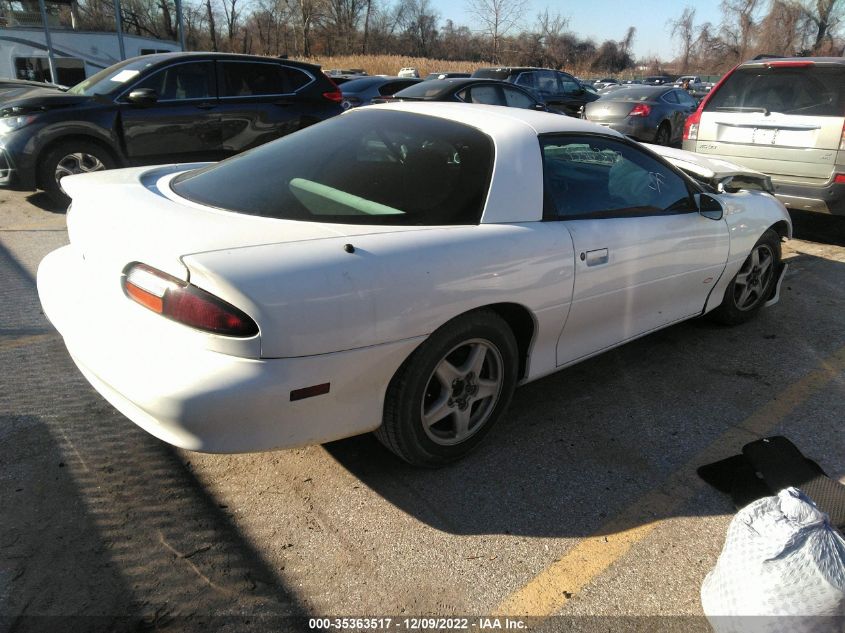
[110,69,140,83]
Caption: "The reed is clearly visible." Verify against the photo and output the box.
[300,54,487,77]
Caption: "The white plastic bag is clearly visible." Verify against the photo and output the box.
[702,487,845,633]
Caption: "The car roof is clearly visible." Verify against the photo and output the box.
[740,56,845,67]
[120,51,323,73]
[362,101,623,137]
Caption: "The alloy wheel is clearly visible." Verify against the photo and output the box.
[54,152,107,192]
[733,244,774,311]
[420,338,504,446]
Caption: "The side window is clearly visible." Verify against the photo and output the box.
[219,62,287,97]
[502,86,535,109]
[535,70,558,93]
[515,72,535,89]
[558,73,581,95]
[662,90,679,104]
[466,85,504,105]
[132,62,214,100]
[542,136,693,219]
[677,90,697,107]
[280,66,311,92]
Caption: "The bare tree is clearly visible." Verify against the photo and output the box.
[206,0,219,50]
[221,0,240,46]
[465,0,530,62]
[669,6,695,73]
[720,0,760,63]
[798,0,844,52]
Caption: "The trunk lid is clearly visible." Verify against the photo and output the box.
[585,99,641,122]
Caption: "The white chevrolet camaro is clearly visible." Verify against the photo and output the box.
[38,103,792,467]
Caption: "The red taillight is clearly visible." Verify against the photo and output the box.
[834,174,845,184]
[122,263,258,338]
[629,103,651,117]
[322,78,343,103]
[683,108,701,141]
[683,64,739,142]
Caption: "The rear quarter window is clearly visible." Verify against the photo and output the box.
[706,66,845,116]
[171,110,495,226]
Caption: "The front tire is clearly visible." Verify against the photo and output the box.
[376,310,518,467]
[709,229,781,325]
[38,140,116,206]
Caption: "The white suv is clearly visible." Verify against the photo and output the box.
[683,57,845,215]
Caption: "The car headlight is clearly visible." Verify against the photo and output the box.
[0,115,36,135]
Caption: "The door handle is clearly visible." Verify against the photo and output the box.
[582,248,609,266]
[195,102,216,110]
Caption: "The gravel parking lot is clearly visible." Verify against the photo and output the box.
[2,190,844,632]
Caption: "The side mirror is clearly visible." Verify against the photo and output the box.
[126,88,158,106]
[533,102,547,111]
[696,192,724,220]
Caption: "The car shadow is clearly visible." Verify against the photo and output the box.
[25,191,67,214]
[789,209,845,247]
[325,251,845,538]
[0,241,305,630]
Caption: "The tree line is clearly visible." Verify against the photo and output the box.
[63,0,844,74]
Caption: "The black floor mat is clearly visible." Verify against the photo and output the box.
[698,436,845,530]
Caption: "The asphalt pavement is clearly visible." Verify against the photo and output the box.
[1,189,844,633]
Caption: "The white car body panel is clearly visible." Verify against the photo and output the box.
[557,213,729,365]
[37,103,792,453]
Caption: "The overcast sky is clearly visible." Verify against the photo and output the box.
[428,0,726,61]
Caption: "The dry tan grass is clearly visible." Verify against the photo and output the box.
[300,54,487,77]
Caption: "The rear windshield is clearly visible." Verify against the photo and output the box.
[393,82,452,98]
[705,66,845,117]
[171,110,494,225]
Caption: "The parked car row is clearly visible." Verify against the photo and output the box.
[0,52,344,203]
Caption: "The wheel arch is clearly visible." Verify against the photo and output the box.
[770,219,793,240]
[36,135,122,189]
[483,302,536,381]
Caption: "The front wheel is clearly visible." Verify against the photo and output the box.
[38,140,116,206]
[376,310,518,467]
[709,229,781,325]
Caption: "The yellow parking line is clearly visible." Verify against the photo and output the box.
[494,344,845,617]
[0,332,57,351]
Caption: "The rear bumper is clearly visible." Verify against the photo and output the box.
[37,245,423,453]
[770,180,845,215]
[591,118,654,141]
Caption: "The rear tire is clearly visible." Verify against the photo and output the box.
[709,229,781,326]
[375,310,518,467]
[38,140,116,207]
[655,122,671,146]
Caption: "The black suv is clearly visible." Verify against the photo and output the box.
[470,67,599,116]
[0,52,343,203]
